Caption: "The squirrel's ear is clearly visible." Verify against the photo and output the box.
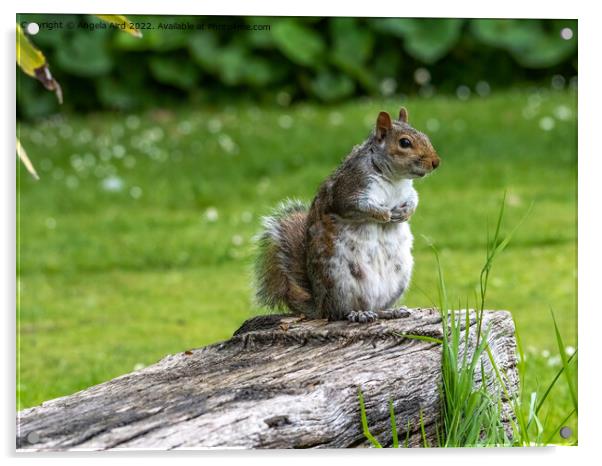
[376,111,392,141]
[398,107,409,123]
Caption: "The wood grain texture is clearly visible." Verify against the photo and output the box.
[16,308,518,450]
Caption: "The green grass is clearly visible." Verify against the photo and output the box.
[17,88,577,441]
[359,196,577,447]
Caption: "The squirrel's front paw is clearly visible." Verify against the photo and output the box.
[390,202,416,223]
[346,310,379,323]
[371,209,391,223]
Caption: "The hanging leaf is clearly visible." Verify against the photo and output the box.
[16,24,62,104]
[95,14,143,38]
[16,138,39,180]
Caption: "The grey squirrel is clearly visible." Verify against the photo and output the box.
[254,107,440,323]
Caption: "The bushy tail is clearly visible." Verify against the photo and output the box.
[254,199,313,315]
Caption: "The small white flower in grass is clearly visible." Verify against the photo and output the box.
[112,145,126,159]
[554,105,573,121]
[96,134,111,149]
[426,118,440,132]
[101,175,124,192]
[278,115,293,129]
[380,77,397,96]
[205,207,219,222]
[148,127,164,142]
[560,27,573,40]
[99,147,112,162]
[565,346,576,356]
[125,115,140,130]
[45,217,56,230]
[328,112,344,126]
[547,355,562,367]
[133,363,145,371]
[476,81,491,97]
[207,118,222,134]
[70,155,84,172]
[241,211,253,223]
[541,349,551,358]
[59,125,73,139]
[95,164,116,178]
[83,153,96,168]
[77,129,93,145]
[178,121,192,135]
[123,156,136,169]
[522,106,538,120]
[456,85,471,101]
[232,235,244,246]
[130,186,143,199]
[413,68,430,86]
[111,124,125,139]
[66,176,79,190]
[539,116,556,132]
[218,134,238,154]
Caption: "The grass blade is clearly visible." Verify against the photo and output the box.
[550,309,578,414]
[389,399,398,448]
[358,388,382,448]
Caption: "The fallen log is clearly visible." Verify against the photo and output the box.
[16,308,518,450]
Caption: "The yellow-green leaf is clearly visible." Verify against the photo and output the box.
[16,24,63,104]
[16,138,39,180]
[96,15,143,38]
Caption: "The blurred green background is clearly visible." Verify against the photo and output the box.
[17,15,577,119]
[17,15,577,443]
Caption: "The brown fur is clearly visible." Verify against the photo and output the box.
[254,107,440,321]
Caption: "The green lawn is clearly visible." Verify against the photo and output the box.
[17,88,577,443]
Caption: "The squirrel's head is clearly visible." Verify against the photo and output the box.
[373,108,440,179]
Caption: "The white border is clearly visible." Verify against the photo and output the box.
[4,1,599,465]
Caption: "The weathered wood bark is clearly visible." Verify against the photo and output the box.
[17,308,518,450]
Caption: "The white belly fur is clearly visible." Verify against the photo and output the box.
[330,222,414,311]
[329,177,415,312]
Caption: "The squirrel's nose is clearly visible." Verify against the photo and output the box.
[431,157,440,169]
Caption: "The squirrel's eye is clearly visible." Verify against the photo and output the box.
[399,138,412,148]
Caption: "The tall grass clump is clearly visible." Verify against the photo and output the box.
[358,193,577,447]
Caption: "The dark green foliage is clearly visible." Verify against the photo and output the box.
[16,15,577,119]
[471,19,577,68]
